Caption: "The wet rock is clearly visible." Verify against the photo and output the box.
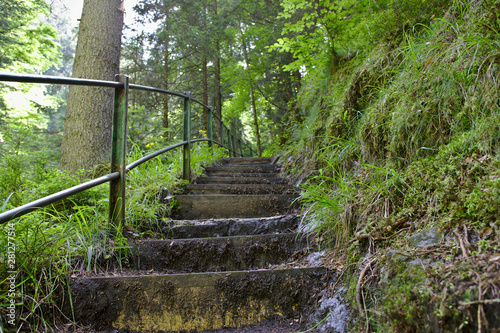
[312,288,351,333]
[305,250,326,267]
[408,228,442,248]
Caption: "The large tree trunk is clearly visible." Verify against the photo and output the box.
[60,0,124,174]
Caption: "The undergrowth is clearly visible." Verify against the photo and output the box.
[283,0,500,331]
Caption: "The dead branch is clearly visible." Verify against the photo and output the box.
[454,228,469,258]
[355,216,411,242]
[490,222,500,242]
[460,299,500,306]
[356,225,410,242]
[356,257,378,316]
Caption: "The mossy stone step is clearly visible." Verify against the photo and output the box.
[185,183,296,195]
[220,157,273,164]
[194,175,291,185]
[204,164,281,175]
[173,194,299,219]
[203,172,282,178]
[162,215,299,238]
[130,233,313,273]
[68,268,331,333]
[69,157,323,333]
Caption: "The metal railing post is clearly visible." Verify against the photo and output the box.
[109,74,129,231]
[207,106,213,148]
[183,92,192,181]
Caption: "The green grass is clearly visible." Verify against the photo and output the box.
[282,0,500,331]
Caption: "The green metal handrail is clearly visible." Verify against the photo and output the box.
[0,73,253,227]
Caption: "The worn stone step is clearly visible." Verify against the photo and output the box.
[220,157,273,165]
[185,183,296,195]
[162,215,300,238]
[130,233,313,273]
[205,164,281,175]
[68,267,331,333]
[204,172,282,178]
[173,194,299,219]
[194,176,291,185]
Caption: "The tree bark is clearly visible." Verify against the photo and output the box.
[60,0,124,174]
[240,28,262,157]
[202,55,208,132]
[202,0,209,132]
[163,11,170,142]
[212,0,222,135]
[249,82,261,157]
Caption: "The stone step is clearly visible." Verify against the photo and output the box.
[162,215,300,238]
[204,172,282,178]
[185,183,296,195]
[194,176,291,185]
[205,164,281,175]
[173,194,299,219]
[220,157,273,165]
[130,233,313,273]
[68,267,331,333]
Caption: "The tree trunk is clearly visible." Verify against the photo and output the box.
[60,0,124,174]
[202,55,208,132]
[212,0,222,135]
[163,69,169,141]
[249,82,261,157]
[330,45,339,77]
[163,13,170,142]
[202,0,209,133]
[240,28,262,157]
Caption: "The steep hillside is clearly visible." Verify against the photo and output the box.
[282,0,500,331]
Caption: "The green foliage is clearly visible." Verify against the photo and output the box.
[271,0,452,77]
[379,260,432,331]
[0,0,65,180]
[271,0,379,72]
[284,1,500,330]
[0,114,67,207]
[403,137,500,230]
[296,137,359,247]
[0,0,60,72]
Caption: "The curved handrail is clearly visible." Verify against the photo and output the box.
[0,139,226,224]
[0,172,120,224]
[129,84,188,99]
[0,73,122,88]
[0,72,253,225]
[126,138,223,172]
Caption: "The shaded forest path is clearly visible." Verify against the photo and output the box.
[69,157,330,332]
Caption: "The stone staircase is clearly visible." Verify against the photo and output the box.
[68,157,330,332]
[172,157,299,219]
